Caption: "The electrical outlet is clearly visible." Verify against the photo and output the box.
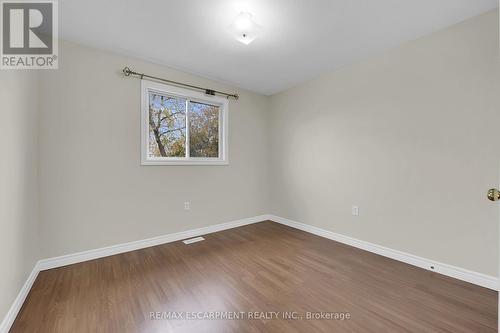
[184,202,191,210]
[351,206,359,216]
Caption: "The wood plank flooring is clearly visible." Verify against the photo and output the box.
[11,221,497,332]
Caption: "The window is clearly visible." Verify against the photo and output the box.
[141,80,228,165]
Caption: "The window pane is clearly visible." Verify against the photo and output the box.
[189,101,220,158]
[148,93,186,158]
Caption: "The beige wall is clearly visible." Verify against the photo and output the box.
[270,11,500,276]
[0,71,40,319]
[38,41,270,258]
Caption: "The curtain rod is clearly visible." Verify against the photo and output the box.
[122,67,239,100]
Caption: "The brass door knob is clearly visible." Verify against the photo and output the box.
[487,188,500,202]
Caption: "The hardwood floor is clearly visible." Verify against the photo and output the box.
[11,221,497,332]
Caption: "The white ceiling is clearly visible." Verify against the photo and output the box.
[60,0,498,95]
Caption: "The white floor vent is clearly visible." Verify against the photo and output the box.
[182,236,205,245]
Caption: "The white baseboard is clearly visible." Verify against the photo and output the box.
[269,215,498,291]
[2,213,497,333]
[0,266,39,333]
[38,215,270,271]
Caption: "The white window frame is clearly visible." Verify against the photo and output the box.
[141,80,229,166]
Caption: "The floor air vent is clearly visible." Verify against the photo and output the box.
[182,236,205,245]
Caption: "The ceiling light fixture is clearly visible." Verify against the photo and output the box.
[230,12,260,45]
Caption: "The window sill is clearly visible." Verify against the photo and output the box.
[141,159,229,166]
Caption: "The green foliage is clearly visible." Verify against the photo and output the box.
[189,103,219,158]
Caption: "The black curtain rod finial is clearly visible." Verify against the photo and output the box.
[122,66,132,76]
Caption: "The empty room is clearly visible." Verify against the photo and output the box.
[1,0,499,332]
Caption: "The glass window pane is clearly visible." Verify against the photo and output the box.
[148,93,186,158]
[189,101,220,158]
